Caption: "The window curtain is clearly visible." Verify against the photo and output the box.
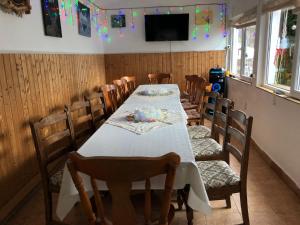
[230,7,257,28]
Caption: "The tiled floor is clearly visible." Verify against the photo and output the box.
[5,145,300,225]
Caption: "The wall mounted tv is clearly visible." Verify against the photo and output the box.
[145,14,189,41]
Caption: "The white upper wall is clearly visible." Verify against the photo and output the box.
[0,0,227,54]
[0,1,104,54]
[103,4,227,53]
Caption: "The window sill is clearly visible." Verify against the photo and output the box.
[229,75,252,85]
[257,86,300,105]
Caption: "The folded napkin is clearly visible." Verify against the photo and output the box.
[106,109,184,135]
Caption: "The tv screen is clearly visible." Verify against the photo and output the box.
[145,14,189,41]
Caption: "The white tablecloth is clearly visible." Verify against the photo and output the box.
[56,84,211,220]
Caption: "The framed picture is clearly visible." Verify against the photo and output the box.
[0,0,31,16]
[78,2,91,37]
[41,0,62,37]
[111,15,126,28]
[195,9,213,25]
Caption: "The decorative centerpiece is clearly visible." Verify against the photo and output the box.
[127,108,167,123]
[137,88,173,96]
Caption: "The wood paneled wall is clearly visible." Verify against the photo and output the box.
[105,51,226,90]
[0,50,225,220]
[0,54,105,219]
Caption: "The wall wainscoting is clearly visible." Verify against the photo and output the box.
[0,54,106,221]
[104,51,226,89]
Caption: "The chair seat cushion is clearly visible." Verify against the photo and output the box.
[50,168,64,192]
[191,138,222,159]
[197,160,240,189]
[188,125,211,139]
[186,109,201,120]
[182,102,198,110]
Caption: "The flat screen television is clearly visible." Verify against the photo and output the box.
[145,14,189,41]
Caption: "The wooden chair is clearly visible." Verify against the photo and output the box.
[121,76,136,95]
[84,91,107,129]
[186,91,219,125]
[197,110,253,225]
[190,98,234,161]
[180,75,199,103]
[66,100,94,148]
[30,111,75,225]
[148,73,172,84]
[67,152,181,225]
[113,79,127,103]
[101,84,119,114]
[182,76,206,111]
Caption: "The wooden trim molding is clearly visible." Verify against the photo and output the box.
[251,140,300,198]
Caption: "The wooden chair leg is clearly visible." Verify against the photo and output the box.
[176,190,184,210]
[240,190,250,225]
[226,195,231,208]
[182,185,194,225]
[44,190,53,225]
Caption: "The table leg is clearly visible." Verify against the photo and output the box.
[178,185,194,225]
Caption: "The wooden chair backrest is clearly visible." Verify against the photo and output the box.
[67,152,180,225]
[84,92,107,128]
[148,73,171,84]
[101,84,119,114]
[66,100,93,139]
[190,76,207,106]
[210,98,234,141]
[224,109,253,183]
[30,111,75,179]
[113,79,127,103]
[121,76,136,94]
[200,91,220,124]
[184,75,198,97]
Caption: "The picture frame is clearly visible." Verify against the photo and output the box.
[78,2,91,37]
[0,0,31,16]
[111,15,126,28]
[41,0,62,38]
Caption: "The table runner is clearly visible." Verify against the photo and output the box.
[56,84,211,220]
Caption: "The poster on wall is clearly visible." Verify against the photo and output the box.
[78,2,91,37]
[41,0,62,37]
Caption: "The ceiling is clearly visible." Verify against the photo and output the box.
[95,0,226,9]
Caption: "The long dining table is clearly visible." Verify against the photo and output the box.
[56,84,211,223]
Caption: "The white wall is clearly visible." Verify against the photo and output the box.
[0,1,104,54]
[103,5,227,53]
[228,0,300,187]
[228,79,300,187]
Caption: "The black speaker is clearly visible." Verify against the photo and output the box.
[209,67,227,97]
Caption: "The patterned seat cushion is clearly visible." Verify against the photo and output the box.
[197,160,240,189]
[191,138,222,159]
[186,109,201,120]
[188,125,211,139]
[50,168,64,190]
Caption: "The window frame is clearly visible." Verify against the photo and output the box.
[290,11,300,99]
[230,25,256,82]
[263,8,300,99]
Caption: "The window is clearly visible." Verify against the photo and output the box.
[231,25,256,78]
[266,9,297,90]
